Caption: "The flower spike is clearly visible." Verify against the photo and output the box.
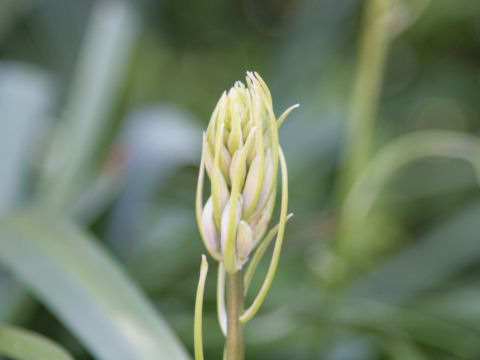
[195,71,297,358]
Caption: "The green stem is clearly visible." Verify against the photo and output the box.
[338,130,480,260]
[244,214,293,294]
[339,0,391,199]
[194,255,208,360]
[226,271,244,360]
[240,147,289,323]
[217,263,227,335]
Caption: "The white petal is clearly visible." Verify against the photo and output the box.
[213,168,230,215]
[204,144,214,179]
[201,197,220,253]
[236,220,253,260]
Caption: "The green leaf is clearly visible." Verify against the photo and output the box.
[0,61,56,321]
[0,61,55,214]
[339,130,480,262]
[0,325,75,360]
[36,0,139,212]
[0,212,190,360]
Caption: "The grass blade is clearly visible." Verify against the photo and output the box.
[0,211,190,360]
[0,325,75,360]
[36,0,139,212]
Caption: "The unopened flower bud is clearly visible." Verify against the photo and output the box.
[201,197,220,254]
[229,150,246,190]
[196,71,296,272]
[242,155,261,213]
[236,220,253,261]
[204,143,214,178]
[212,168,230,226]
[249,191,275,246]
[219,144,232,183]
[256,148,274,212]
[220,195,243,253]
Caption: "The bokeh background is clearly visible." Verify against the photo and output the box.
[1,0,480,359]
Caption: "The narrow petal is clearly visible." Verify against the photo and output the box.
[229,150,246,190]
[220,196,243,254]
[256,148,274,212]
[242,155,261,214]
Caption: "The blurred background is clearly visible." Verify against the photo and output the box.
[1,0,480,359]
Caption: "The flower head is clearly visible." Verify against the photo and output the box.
[196,72,296,273]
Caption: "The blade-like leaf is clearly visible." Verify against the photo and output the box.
[36,0,139,212]
[0,325,75,360]
[0,60,56,322]
[0,61,56,214]
[0,212,190,360]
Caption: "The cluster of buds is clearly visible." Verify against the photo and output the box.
[196,72,296,274]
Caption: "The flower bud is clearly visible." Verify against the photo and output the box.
[249,191,275,246]
[219,144,232,184]
[256,148,274,212]
[212,168,230,226]
[201,197,220,254]
[236,220,253,261]
[220,195,243,254]
[242,155,261,214]
[196,71,295,272]
[229,150,246,190]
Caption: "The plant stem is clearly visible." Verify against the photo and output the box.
[194,255,208,360]
[240,148,289,323]
[226,271,244,360]
[338,130,480,259]
[339,0,391,199]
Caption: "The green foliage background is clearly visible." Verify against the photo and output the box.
[1,0,480,359]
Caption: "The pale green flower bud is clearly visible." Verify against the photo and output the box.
[220,195,243,254]
[201,197,220,254]
[212,168,230,226]
[204,143,214,178]
[204,140,232,185]
[196,71,296,273]
[242,155,261,213]
[219,145,232,183]
[236,220,253,261]
[229,150,246,190]
[256,148,274,212]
